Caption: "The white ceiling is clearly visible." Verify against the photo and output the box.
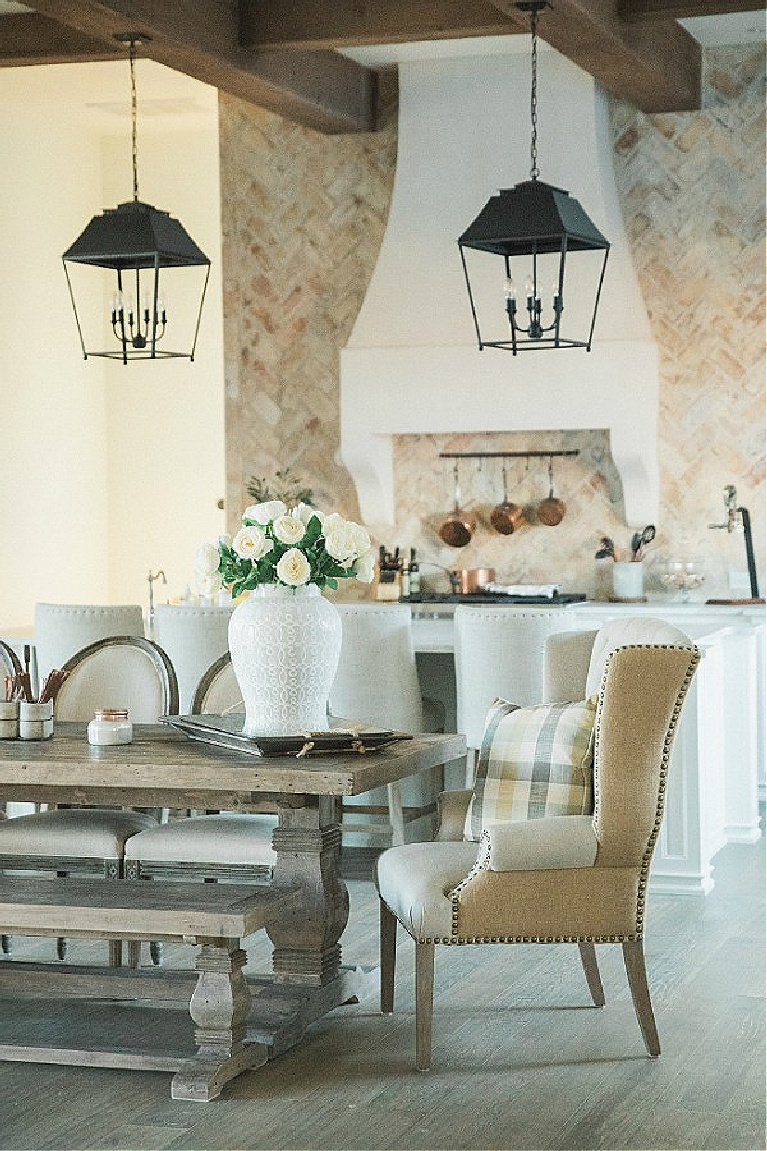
[680,8,765,43]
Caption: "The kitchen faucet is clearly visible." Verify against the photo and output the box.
[708,484,760,600]
[146,569,167,638]
[419,560,463,593]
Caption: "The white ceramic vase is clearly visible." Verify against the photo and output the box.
[228,584,343,738]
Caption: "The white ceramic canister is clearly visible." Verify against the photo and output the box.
[87,708,133,746]
[19,699,53,740]
[612,561,644,600]
[0,700,19,739]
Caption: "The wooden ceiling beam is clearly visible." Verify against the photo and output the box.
[486,0,702,111]
[24,0,378,133]
[0,13,122,65]
[240,0,521,51]
[620,0,765,20]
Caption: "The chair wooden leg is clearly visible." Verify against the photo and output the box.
[386,782,406,847]
[380,898,397,1014]
[415,941,435,1071]
[578,941,605,1007]
[150,941,163,966]
[127,941,142,968]
[464,748,478,789]
[108,940,122,967]
[622,938,660,1057]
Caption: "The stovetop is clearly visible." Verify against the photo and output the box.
[401,592,587,605]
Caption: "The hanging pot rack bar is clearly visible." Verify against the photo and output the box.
[439,450,579,459]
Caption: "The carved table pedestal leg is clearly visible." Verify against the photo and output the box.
[172,940,268,1101]
[267,796,349,988]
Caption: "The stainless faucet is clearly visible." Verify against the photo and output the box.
[147,569,167,638]
[708,485,760,599]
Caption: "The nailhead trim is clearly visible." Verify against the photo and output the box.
[591,643,700,937]
[448,829,491,942]
[405,931,641,946]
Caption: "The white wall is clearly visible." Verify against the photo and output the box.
[100,98,226,608]
[0,61,225,627]
[0,75,109,624]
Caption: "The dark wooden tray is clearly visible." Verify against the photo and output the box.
[159,713,412,758]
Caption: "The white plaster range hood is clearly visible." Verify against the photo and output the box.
[339,38,659,530]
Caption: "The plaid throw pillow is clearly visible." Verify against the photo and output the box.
[465,696,598,842]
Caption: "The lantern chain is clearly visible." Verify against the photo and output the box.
[529,3,539,182]
[130,38,139,202]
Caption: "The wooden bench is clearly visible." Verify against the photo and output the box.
[0,874,293,1101]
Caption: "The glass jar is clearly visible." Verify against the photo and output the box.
[87,708,133,746]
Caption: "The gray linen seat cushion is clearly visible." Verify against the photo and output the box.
[0,809,157,858]
[374,841,479,941]
[123,812,278,866]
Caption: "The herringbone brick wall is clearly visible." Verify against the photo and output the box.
[219,43,764,599]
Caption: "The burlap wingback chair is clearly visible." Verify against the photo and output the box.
[375,619,700,1070]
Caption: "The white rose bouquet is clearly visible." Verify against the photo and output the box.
[218,501,375,596]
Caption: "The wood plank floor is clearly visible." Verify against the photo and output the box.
[0,833,763,1151]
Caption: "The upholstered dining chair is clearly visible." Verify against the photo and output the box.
[152,602,233,714]
[0,638,21,679]
[0,635,178,963]
[123,652,276,967]
[375,617,700,1070]
[329,604,445,847]
[453,606,564,786]
[34,602,145,687]
[0,640,21,955]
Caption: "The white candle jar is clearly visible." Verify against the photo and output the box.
[87,708,133,746]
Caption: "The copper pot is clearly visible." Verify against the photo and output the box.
[450,567,496,595]
[439,464,476,548]
[490,464,525,535]
[538,460,566,527]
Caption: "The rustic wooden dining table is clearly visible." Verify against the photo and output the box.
[0,723,466,1099]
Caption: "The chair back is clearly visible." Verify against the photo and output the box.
[329,604,423,732]
[593,639,699,870]
[0,640,21,678]
[54,637,179,723]
[191,653,243,715]
[585,616,695,697]
[153,603,233,714]
[454,607,563,749]
[34,603,144,684]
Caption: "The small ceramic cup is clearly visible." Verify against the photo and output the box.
[0,700,19,739]
[19,699,53,741]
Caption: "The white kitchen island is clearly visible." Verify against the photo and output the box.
[407,598,765,896]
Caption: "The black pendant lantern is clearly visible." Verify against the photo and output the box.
[63,38,210,364]
[458,1,609,354]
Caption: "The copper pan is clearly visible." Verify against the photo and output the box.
[538,460,566,527]
[438,464,476,548]
[450,567,496,595]
[490,463,525,535]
